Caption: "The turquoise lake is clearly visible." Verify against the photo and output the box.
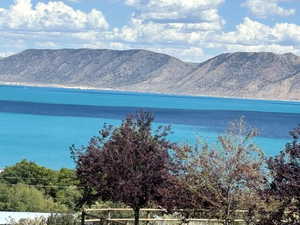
[1,85,300,169]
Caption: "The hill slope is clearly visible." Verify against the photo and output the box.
[0,49,300,100]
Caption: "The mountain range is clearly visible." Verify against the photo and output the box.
[0,49,300,100]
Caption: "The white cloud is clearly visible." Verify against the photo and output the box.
[210,17,300,56]
[0,51,16,57]
[62,14,300,62]
[126,0,224,11]
[1,0,300,63]
[216,17,300,45]
[115,18,213,46]
[36,41,58,48]
[243,0,295,18]
[216,17,274,45]
[125,0,225,26]
[273,23,300,43]
[72,31,99,41]
[82,41,129,50]
[148,46,205,62]
[0,0,109,31]
[113,0,225,50]
[225,44,300,55]
[83,39,205,62]
[0,34,26,49]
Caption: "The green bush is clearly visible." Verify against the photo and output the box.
[0,183,67,212]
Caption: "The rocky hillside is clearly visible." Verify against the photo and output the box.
[0,49,300,100]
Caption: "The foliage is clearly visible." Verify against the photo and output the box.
[55,186,81,210]
[256,126,300,225]
[180,118,265,224]
[54,168,81,210]
[0,159,57,189]
[0,183,66,212]
[71,111,184,225]
[0,160,81,211]
[5,114,300,225]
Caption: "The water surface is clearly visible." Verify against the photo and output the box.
[1,85,299,169]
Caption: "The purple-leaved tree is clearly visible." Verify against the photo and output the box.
[71,112,184,225]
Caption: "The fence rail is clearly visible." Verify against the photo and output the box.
[81,208,248,225]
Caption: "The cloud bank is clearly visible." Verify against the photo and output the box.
[243,0,295,18]
[0,0,299,62]
[0,0,108,31]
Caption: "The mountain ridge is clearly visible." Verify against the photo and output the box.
[0,49,300,100]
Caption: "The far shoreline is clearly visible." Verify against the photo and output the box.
[1,81,300,103]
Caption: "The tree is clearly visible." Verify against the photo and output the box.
[55,168,81,210]
[257,126,300,225]
[0,160,81,211]
[71,112,183,225]
[182,118,265,224]
[0,160,57,196]
[0,183,66,212]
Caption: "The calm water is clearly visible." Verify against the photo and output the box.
[1,85,300,169]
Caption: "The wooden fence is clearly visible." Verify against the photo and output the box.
[81,208,247,225]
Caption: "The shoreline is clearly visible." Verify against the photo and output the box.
[0,81,299,103]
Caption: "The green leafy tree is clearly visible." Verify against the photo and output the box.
[0,160,81,211]
[55,186,81,210]
[0,183,10,210]
[53,168,81,210]
[0,160,57,195]
[0,183,67,212]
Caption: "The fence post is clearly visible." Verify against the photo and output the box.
[108,209,111,225]
[81,210,86,225]
[146,211,150,225]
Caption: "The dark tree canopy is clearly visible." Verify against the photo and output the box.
[72,112,183,225]
[258,126,300,225]
[267,126,300,198]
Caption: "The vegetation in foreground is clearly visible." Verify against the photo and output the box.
[1,112,300,225]
[0,160,81,212]
[8,214,79,225]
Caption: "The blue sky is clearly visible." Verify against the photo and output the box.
[0,0,300,62]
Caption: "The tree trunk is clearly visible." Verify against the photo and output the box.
[134,207,140,225]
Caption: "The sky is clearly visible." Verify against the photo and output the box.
[0,0,300,62]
